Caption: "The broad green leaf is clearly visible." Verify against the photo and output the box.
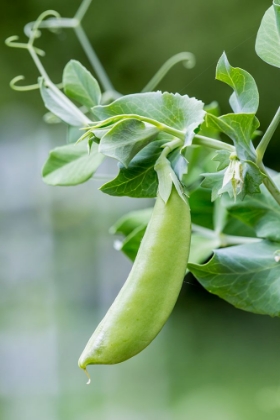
[216,53,259,114]
[100,139,166,198]
[39,78,89,127]
[256,5,280,68]
[274,0,280,35]
[110,207,153,236]
[225,174,280,242]
[63,60,101,108]
[99,119,159,167]
[188,240,280,317]
[93,91,205,131]
[206,113,258,161]
[42,142,104,186]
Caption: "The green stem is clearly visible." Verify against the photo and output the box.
[193,134,235,152]
[256,106,280,163]
[74,25,116,93]
[75,0,92,21]
[192,224,259,247]
[89,114,185,140]
[259,162,280,206]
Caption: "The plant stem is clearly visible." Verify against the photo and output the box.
[259,162,280,206]
[193,134,235,152]
[256,106,280,163]
[89,114,185,140]
[192,223,260,246]
[74,25,116,93]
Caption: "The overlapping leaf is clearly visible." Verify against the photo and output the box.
[93,91,205,131]
[189,240,280,317]
[63,60,101,108]
[99,119,159,166]
[100,139,166,198]
[42,141,104,186]
[39,78,90,127]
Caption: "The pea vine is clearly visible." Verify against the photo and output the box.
[6,0,280,335]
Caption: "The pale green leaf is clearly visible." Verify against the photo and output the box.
[256,5,280,68]
[42,142,104,186]
[216,53,259,114]
[63,60,101,108]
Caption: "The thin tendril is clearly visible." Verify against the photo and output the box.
[5,36,45,56]
[141,52,196,93]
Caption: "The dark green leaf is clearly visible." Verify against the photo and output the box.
[42,142,104,186]
[63,60,101,108]
[100,139,166,198]
[189,240,280,317]
[99,119,159,167]
[216,53,259,114]
[93,91,205,131]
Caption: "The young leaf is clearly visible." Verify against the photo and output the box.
[216,53,259,114]
[256,5,280,68]
[99,119,159,167]
[39,78,90,127]
[100,139,166,198]
[225,174,280,241]
[42,141,104,186]
[93,91,205,131]
[63,60,101,108]
[206,113,258,161]
[188,240,280,317]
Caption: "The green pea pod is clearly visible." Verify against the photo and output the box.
[78,186,191,378]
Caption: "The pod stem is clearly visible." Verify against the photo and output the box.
[82,367,91,385]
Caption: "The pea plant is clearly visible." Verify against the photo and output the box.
[6,0,280,381]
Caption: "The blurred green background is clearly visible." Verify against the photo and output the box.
[1,1,280,419]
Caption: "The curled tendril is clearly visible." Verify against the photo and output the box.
[5,36,45,56]
[141,52,196,93]
[10,75,40,91]
[10,75,63,92]
[28,10,61,45]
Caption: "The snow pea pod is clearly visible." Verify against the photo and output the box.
[78,186,191,375]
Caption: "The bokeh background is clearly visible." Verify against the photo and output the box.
[1,0,280,419]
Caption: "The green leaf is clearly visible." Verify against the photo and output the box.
[206,113,258,161]
[39,78,89,127]
[42,141,104,186]
[198,101,221,138]
[110,207,153,236]
[201,171,225,201]
[119,225,147,261]
[63,60,101,108]
[216,53,259,114]
[93,91,205,131]
[188,240,280,317]
[256,5,280,68]
[99,119,159,167]
[225,174,280,242]
[212,150,231,171]
[100,139,166,198]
